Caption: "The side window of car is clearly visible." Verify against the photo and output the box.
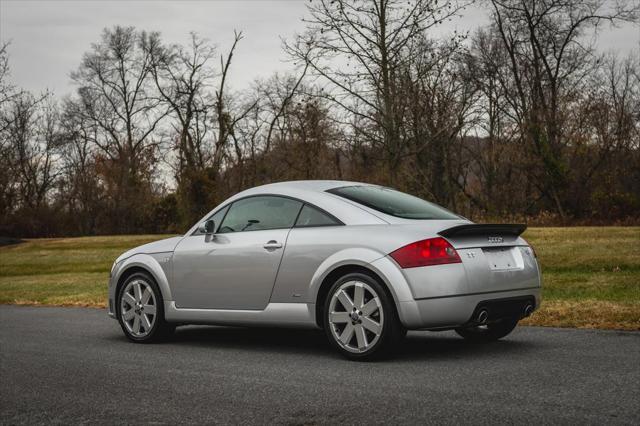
[294,204,341,228]
[218,196,303,233]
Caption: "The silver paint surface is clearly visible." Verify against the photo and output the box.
[108,180,542,329]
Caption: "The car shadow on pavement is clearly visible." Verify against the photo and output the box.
[170,325,330,356]
[142,325,538,361]
[396,331,537,362]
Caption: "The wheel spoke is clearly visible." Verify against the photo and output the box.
[330,311,349,323]
[122,309,135,321]
[123,292,136,308]
[339,323,354,345]
[141,314,152,331]
[353,283,365,309]
[337,290,354,311]
[354,324,367,349]
[361,297,379,316]
[141,287,152,305]
[143,304,156,315]
[133,282,143,302]
[132,315,141,334]
[361,317,381,335]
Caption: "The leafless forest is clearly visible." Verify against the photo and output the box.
[1,0,639,237]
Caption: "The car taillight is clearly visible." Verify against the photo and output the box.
[390,237,462,268]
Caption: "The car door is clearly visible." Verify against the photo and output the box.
[172,195,303,310]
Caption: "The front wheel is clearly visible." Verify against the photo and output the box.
[117,272,174,343]
[323,273,404,360]
[455,317,519,343]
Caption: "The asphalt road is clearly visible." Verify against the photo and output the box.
[1,305,639,425]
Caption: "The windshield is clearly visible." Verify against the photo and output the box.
[327,186,460,220]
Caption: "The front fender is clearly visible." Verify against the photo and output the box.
[109,253,173,314]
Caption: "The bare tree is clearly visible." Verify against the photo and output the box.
[147,33,219,224]
[0,42,17,114]
[486,0,638,219]
[400,36,478,207]
[212,31,243,173]
[149,33,217,173]
[286,0,469,182]
[58,97,104,234]
[462,28,533,216]
[570,52,640,216]
[0,42,17,225]
[0,92,62,235]
[70,26,167,231]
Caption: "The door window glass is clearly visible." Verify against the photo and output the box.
[218,196,303,233]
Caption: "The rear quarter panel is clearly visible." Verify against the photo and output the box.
[271,221,468,304]
[270,226,385,303]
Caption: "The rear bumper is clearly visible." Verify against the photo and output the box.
[397,287,541,329]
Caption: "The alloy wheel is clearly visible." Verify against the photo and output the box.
[120,279,157,337]
[328,280,384,353]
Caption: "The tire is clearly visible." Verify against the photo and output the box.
[455,317,519,343]
[323,272,404,360]
[117,271,174,343]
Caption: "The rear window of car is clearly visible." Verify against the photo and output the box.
[327,186,460,220]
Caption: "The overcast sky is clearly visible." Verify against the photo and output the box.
[1,0,638,97]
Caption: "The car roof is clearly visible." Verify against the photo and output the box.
[239,180,371,195]
[187,180,466,235]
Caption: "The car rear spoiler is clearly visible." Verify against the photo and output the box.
[438,224,527,238]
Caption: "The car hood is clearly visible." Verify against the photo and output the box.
[115,236,183,263]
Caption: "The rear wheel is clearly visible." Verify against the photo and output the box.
[324,272,403,360]
[455,317,519,342]
[117,272,174,343]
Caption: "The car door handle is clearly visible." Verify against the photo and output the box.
[263,240,283,250]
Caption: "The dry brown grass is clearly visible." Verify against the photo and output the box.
[521,300,640,330]
[1,228,639,330]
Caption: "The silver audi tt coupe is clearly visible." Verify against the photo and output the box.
[108,180,541,359]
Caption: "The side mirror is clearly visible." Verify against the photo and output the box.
[198,219,215,235]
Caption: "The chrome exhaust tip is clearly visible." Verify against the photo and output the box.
[523,304,534,317]
[477,309,489,324]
